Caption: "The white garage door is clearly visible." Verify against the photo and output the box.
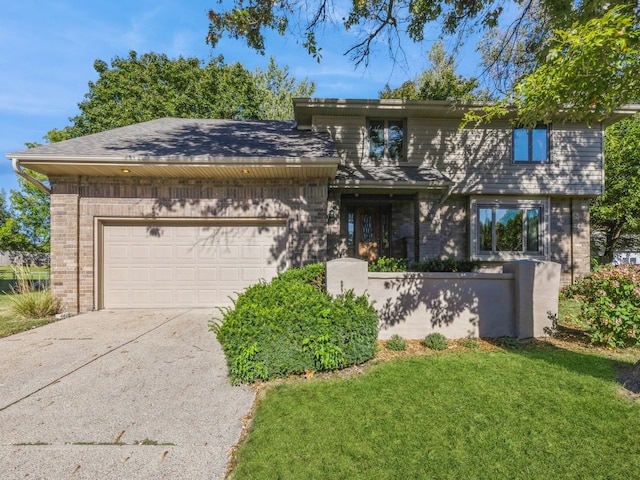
[101,221,287,309]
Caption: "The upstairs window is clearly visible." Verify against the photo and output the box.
[369,120,404,161]
[513,126,549,163]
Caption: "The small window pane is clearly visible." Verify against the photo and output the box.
[526,209,539,252]
[495,208,523,252]
[368,121,385,159]
[387,120,404,160]
[513,129,529,162]
[531,129,548,162]
[347,210,355,247]
[362,213,374,242]
[478,208,493,252]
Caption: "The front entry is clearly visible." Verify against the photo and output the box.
[347,206,391,261]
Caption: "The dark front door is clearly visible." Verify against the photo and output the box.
[348,206,390,261]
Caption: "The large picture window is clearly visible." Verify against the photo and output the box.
[513,126,549,163]
[478,206,541,254]
[369,120,404,161]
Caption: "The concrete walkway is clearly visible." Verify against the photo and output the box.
[0,309,255,480]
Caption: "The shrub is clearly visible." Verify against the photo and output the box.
[494,337,525,350]
[212,264,378,384]
[385,334,407,351]
[562,264,640,348]
[461,337,480,349]
[423,332,448,350]
[409,257,480,273]
[368,257,408,272]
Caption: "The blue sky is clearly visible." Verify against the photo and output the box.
[0,0,481,195]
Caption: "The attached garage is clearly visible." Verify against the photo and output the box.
[8,117,339,314]
[99,220,288,309]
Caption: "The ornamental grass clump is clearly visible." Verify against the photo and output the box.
[212,263,378,384]
[8,267,60,319]
[562,264,640,348]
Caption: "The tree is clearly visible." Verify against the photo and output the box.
[46,52,313,142]
[590,113,640,263]
[468,7,640,127]
[0,182,49,252]
[379,42,492,101]
[254,57,316,120]
[206,0,640,125]
[9,173,51,252]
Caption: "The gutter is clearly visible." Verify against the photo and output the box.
[11,158,51,195]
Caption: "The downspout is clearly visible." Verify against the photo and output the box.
[11,158,51,194]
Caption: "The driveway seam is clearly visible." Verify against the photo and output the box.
[0,309,193,413]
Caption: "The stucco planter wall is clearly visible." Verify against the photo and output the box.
[326,258,560,340]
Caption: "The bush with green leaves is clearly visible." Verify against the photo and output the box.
[368,257,408,272]
[410,257,480,273]
[212,264,378,384]
[562,264,640,348]
[385,334,407,351]
[423,332,448,350]
[461,337,480,349]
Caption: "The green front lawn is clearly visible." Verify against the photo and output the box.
[229,344,640,479]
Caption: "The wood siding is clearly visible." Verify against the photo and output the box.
[314,116,604,196]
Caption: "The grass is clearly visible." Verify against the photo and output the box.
[0,266,50,279]
[227,301,640,479]
[0,293,58,338]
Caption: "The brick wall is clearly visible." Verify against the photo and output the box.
[50,176,329,313]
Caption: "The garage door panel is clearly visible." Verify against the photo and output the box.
[153,245,173,259]
[102,223,286,309]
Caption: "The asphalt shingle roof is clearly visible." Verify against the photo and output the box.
[8,118,337,161]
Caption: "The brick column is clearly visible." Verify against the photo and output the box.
[571,198,591,282]
[50,193,80,315]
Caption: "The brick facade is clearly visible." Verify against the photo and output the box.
[50,176,329,314]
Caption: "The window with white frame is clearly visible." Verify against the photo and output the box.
[471,198,548,259]
[368,119,405,161]
[513,126,549,163]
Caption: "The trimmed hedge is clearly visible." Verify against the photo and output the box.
[212,264,378,384]
[368,256,480,273]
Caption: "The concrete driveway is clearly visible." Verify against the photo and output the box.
[0,309,255,480]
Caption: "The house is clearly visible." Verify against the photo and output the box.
[7,99,639,315]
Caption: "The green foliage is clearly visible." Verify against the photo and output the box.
[44,52,314,141]
[423,332,448,350]
[213,264,378,384]
[8,267,60,319]
[385,334,407,351]
[8,173,50,252]
[591,113,640,263]
[368,257,408,272]
[493,337,526,350]
[466,8,640,127]
[368,256,480,273]
[562,264,640,348]
[0,173,50,254]
[410,257,480,273]
[380,42,492,102]
[460,337,480,349]
[253,57,315,120]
